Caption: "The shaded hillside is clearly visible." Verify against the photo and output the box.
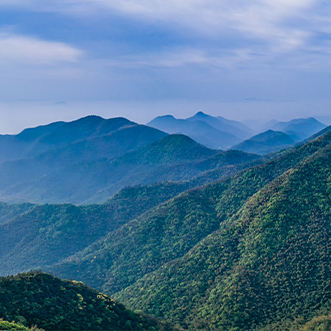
[86,149,261,204]
[0,120,168,203]
[0,135,260,204]
[0,182,193,276]
[50,129,331,302]
[0,148,260,278]
[232,130,295,154]
[0,116,138,162]
[147,114,241,149]
[113,132,331,330]
[0,202,34,224]
[0,271,175,331]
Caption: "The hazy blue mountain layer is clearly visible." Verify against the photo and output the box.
[232,129,295,154]
[0,130,259,204]
[147,112,245,149]
[270,117,326,141]
[187,111,253,140]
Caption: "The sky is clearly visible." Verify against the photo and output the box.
[0,0,331,133]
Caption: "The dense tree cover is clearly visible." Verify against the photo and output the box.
[2,125,331,330]
[114,133,331,330]
[51,183,225,292]
[301,315,331,331]
[0,202,34,225]
[51,131,331,301]
[0,271,176,331]
[0,320,32,331]
[0,182,193,276]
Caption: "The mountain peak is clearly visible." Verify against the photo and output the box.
[195,111,208,117]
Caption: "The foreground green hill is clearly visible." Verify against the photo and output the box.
[0,320,33,331]
[113,131,331,330]
[0,271,175,331]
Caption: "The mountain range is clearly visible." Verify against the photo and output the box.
[147,112,253,149]
[1,114,331,330]
[148,112,327,154]
[0,116,261,204]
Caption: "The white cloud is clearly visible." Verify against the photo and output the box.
[0,0,329,71]
[0,33,82,65]
[2,0,321,57]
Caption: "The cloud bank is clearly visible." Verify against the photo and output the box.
[0,33,82,65]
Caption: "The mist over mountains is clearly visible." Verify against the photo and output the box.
[1,112,331,331]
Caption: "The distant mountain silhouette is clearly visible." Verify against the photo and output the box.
[0,116,139,162]
[147,112,251,149]
[232,129,295,154]
[187,111,253,139]
[267,117,326,142]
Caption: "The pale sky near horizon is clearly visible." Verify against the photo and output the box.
[0,0,331,133]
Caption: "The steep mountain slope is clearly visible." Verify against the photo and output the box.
[147,114,241,149]
[0,182,193,277]
[50,128,331,303]
[113,131,331,330]
[232,130,295,154]
[0,271,175,331]
[0,147,260,278]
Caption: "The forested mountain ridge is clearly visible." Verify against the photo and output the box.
[0,271,176,331]
[0,181,199,277]
[1,121,331,330]
[113,130,331,330]
[0,116,169,204]
[50,128,331,300]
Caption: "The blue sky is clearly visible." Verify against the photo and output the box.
[0,0,331,133]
